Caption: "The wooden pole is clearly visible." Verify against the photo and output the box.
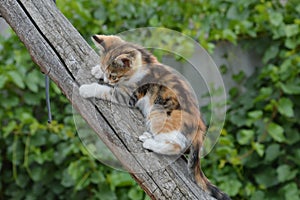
[0,1,214,199]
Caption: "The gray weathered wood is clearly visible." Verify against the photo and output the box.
[0,1,215,199]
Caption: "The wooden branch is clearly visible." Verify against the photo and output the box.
[0,1,215,199]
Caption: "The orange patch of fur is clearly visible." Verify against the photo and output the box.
[149,109,182,134]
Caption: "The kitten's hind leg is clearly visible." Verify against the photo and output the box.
[142,131,187,155]
[139,132,153,142]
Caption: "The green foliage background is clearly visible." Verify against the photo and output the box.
[1,0,299,199]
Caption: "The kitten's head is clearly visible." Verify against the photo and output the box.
[92,35,146,85]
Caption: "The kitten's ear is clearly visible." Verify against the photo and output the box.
[91,35,124,52]
[92,35,105,52]
[114,54,131,68]
[114,51,142,69]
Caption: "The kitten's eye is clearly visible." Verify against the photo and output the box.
[110,73,118,80]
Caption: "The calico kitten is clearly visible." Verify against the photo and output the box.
[79,35,231,200]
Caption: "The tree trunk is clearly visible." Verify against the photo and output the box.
[0,1,215,199]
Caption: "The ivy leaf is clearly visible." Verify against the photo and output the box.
[285,37,298,49]
[237,129,254,145]
[250,191,265,200]
[8,71,25,89]
[280,183,300,200]
[108,172,135,191]
[3,121,17,138]
[61,169,75,187]
[276,165,297,183]
[263,45,279,63]
[31,167,45,182]
[267,122,285,142]
[269,12,283,26]
[252,142,265,157]
[279,82,300,94]
[248,110,263,119]
[220,179,242,196]
[284,24,299,37]
[0,75,8,89]
[255,167,278,188]
[265,144,280,162]
[26,70,40,93]
[128,187,143,200]
[278,98,294,117]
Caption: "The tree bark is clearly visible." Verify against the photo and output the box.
[0,1,215,199]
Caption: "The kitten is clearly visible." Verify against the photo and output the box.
[79,35,231,200]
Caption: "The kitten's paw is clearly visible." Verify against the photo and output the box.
[91,65,103,79]
[79,83,97,98]
[139,132,152,142]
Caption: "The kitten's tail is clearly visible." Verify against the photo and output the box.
[188,125,231,200]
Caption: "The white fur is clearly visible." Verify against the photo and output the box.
[135,95,152,117]
[91,65,104,79]
[142,130,187,155]
[139,131,153,142]
[79,83,112,99]
[127,67,147,84]
[154,131,187,150]
[103,75,109,83]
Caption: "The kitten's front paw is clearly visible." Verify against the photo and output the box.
[91,65,103,79]
[79,84,97,98]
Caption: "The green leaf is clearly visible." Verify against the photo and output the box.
[267,122,285,142]
[90,170,105,184]
[255,167,278,188]
[250,191,265,200]
[93,183,117,200]
[2,96,19,109]
[254,87,273,102]
[278,98,294,117]
[68,160,86,181]
[281,183,300,200]
[279,82,300,94]
[128,187,143,200]
[263,45,279,63]
[248,110,263,119]
[8,71,25,89]
[3,121,17,138]
[286,128,300,145]
[237,129,255,145]
[0,75,8,89]
[252,142,265,157]
[31,167,45,182]
[227,5,239,20]
[219,179,242,196]
[31,133,47,146]
[265,144,280,162]
[61,169,75,187]
[26,71,40,93]
[108,172,135,191]
[222,29,237,43]
[276,165,297,183]
[16,174,30,189]
[269,12,283,26]
[285,24,299,37]
[285,37,298,49]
